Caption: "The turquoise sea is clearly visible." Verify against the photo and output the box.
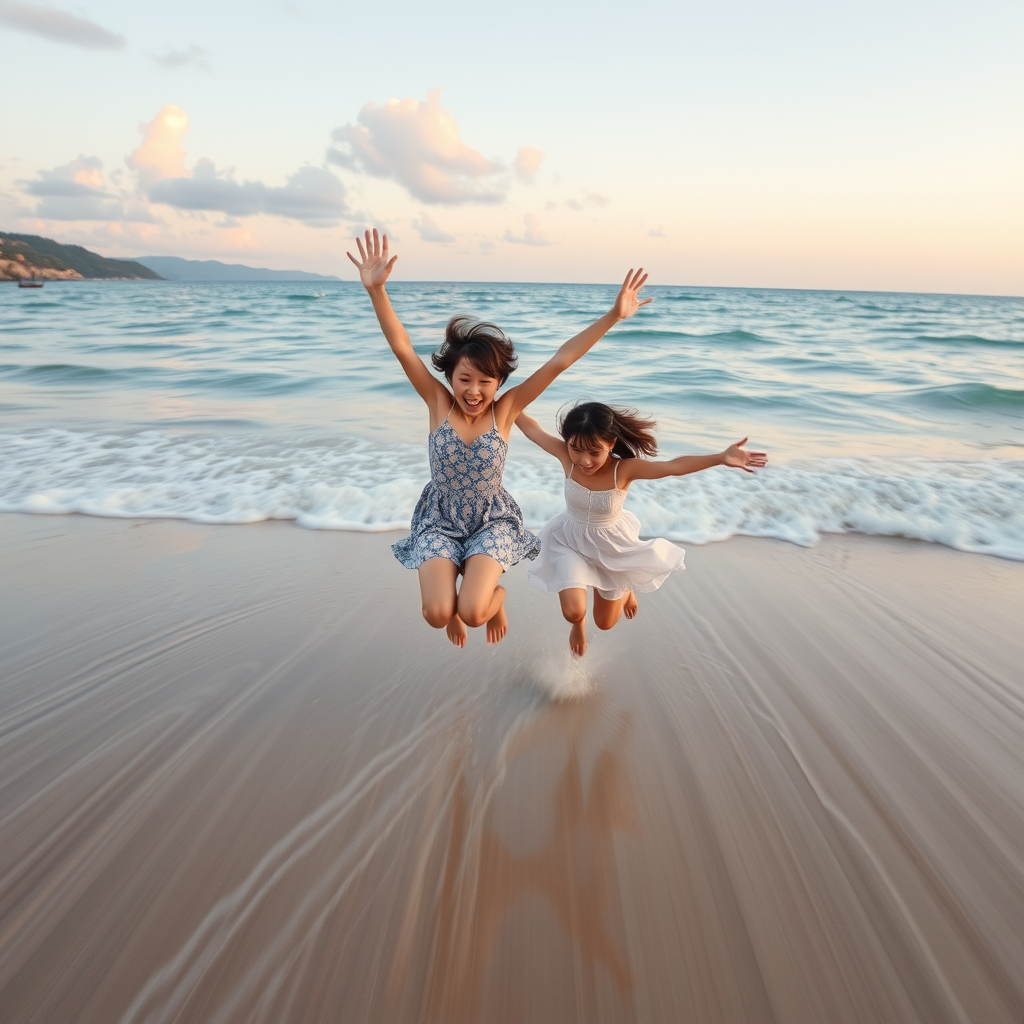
[1,280,1022,557]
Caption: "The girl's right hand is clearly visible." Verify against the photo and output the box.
[346,228,397,291]
[611,268,652,320]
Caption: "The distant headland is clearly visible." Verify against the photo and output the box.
[128,256,340,282]
[1,232,160,281]
[2,232,341,283]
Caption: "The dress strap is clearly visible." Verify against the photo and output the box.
[568,463,575,480]
[613,459,620,490]
[490,404,496,430]
[443,401,456,425]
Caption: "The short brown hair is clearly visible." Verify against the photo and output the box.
[431,316,517,385]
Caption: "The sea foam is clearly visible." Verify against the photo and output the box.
[2,428,1023,561]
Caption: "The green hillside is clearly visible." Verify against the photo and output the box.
[0,233,161,279]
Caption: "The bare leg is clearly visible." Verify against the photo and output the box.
[485,587,507,644]
[458,555,508,643]
[559,588,588,657]
[593,590,634,631]
[417,558,464,647]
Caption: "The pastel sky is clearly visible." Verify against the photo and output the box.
[2,0,1021,294]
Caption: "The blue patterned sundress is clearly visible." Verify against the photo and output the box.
[392,405,541,571]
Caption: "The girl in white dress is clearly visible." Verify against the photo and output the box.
[516,402,767,655]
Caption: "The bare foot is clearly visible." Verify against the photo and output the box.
[569,619,588,657]
[623,591,638,619]
[486,586,507,644]
[446,612,467,648]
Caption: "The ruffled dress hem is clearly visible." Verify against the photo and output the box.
[526,471,685,600]
[392,410,539,572]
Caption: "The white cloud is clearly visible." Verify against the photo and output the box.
[20,156,157,222]
[121,106,352,227]
[10,99,561,246]
[648,226,665,238]
[565,191,610,212]
[412,213,455,243]
[0,0,124,49]
[328,90,504,205]
[504,213,553,247]
[513,147,544,183]
[23,154,105,197]
[126,105,190,187]
[152,44,211,73]
[149,160,350,227]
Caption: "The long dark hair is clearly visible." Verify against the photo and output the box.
[431,316,517,385]
[558,401,658,459]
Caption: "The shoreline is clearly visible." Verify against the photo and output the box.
[2,441,1023,562]
[1,513,1022,1022]
[6,508,1024,566]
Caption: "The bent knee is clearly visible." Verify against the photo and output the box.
[458,604,489,628]
[559,592,587,623]
[593,612,618,631]
[561,603,586,623]
[422,603,454,629]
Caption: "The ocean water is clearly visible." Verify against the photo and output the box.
[1,280,1022,558]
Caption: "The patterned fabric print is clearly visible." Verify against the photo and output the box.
[392,419,541,570]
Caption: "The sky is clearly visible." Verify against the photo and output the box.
[1,0,1021,294]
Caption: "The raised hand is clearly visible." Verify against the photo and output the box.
[723,438,768,473]
[611,268,653,320]
[346,228,397,291]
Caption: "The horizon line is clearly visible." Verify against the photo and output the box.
[30,276,1024,302]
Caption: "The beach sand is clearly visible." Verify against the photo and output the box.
[1,512,1022,1023]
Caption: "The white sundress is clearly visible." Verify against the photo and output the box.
[528,461,686,601]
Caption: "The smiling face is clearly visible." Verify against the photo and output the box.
[567,435,616,475]
[450,356,499,419]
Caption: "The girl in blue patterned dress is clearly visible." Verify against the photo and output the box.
[347,228,651,647]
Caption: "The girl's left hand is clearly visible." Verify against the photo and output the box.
[723,438,768,473]
[346,228,397,291]
[612,268,653,320]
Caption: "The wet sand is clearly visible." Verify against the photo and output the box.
[1,512,1022,1023]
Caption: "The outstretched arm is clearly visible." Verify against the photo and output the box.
[619,439,768,484]
[498,269,651,428]
[347,229,448,412]
[515,412,572,470]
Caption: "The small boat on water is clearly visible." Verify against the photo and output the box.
[18,276,44,289]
